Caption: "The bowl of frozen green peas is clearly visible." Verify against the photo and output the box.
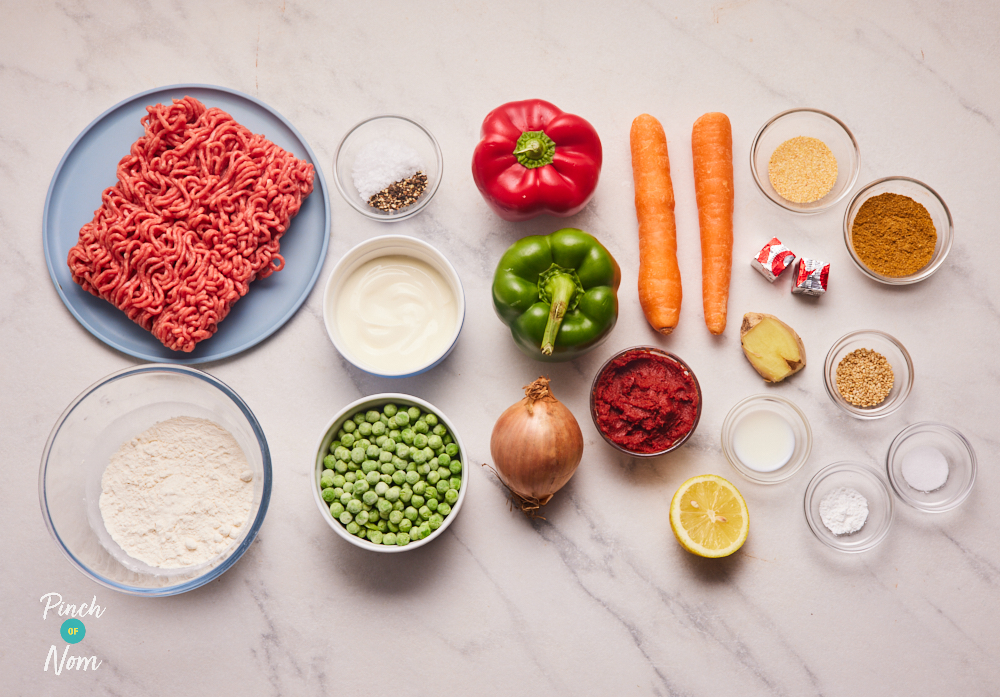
[313,394,467,552]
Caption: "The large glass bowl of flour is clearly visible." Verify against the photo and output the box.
[39,364,272,596]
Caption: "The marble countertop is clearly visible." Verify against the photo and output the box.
[3,1,999,694]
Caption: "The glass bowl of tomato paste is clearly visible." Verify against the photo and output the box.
[590,347,702,457]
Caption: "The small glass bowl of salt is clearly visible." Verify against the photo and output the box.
[886,422,977,513]
[334,115,442,222]
[804,462,894,553]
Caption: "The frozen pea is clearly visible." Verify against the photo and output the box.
[418,505,432,520]
[424,447,434,459]
[387,521,399,533]
[395,443,410,459]
[377,499,393,515]
[375,519,388,532]
[352,412,366,425]
[426,498,439,512]
[392,500,404,512]
[371,421,386,436]
[412,494,426,509]
[428,513,444,530]
[368,508,380,522]
[353,479,369,494]
[395,412,411,427]
[389,429,401,441]
[378,463,393,476]
[413,433,429,449]
[321,487,337,503]
[368,530,384,545]
[387,416,399,430]
[351,447,365,464]
[396,532,410,546]
[385,486,401,502]
[413,481,426,496]
[366,444,381,459]
[382,438,396,452]
[405,471,420,486]
[383,533,397,546]
[323,455,337,470]
[358,422,372,437]
[364,470,380,485]
[358,439,372,450]
[404,506,418,521]
[413,420,429,434]
[343,481,355,494]
[320,471,335,486]
[365,410,380,423]
[427,470,441,485]
[417,463,431,476]
[380,414,389,425]
[362,490,378,506]
[423,413,438,427]
[375,481,389,496]
[343,419,357,433]
[389,510,404,525]
[391,454,406,468]
[445,489,459,505]
[392,470,406,485]
[432,424,447,437]
[400,428,415,444]
[346,461,360,472]
[399,517,413,533]
[346,499,362,515]
[437,502,452,516]
[445,443,459,457]
[449,458,463,474]
[428,435,443,452]
[331,460,345,474]
[407,407,421,421]
[436,467,450,480]
[339,511,353,525]
[429,458,439,470]
[450,477,462,490]
[379,450,393,464]
[346,521,360,535]
[406,462,417,472]
[418,523,432,539]
[333,474,346,488]
[355,510,370,526]
[375,435,388,448]
[334,446,351,461]
[443,434,453,445]
[411,449,428,465]
[379,474,392,485]
[333,487,345,499]
[399,488,413,503]
[362,460,378,474]
[383,403,398,417]
[437,453,451,466]
[344,471,357,483]
[329,502,345,517]
[436,479,449,495]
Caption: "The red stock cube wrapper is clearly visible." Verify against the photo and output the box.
[751,237,796,282]
[792,257,830,296]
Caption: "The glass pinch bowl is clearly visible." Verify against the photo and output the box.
[721,394,812,484]
[39,365,271,596]
[886,422,977,512]
[843,176,954,284]
[804,461,894,553]
[824,330,913,419]
[750,107,860,214]
[333,114,442,222]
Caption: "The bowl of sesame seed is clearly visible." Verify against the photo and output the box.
[823,330,914,419]
[750,108,860,214]
[333,114,443,222]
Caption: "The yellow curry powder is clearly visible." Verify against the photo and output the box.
[851,192,936,277]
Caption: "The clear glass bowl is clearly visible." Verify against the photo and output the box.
[322,234,465,378]
[333,114,442,221]
[39,365,271,596]
[590,347,702,458]
[721,394,812,484]
[750,108,860,214]
[824,330,913,419]
[804,461,894,553]
[886,422,976,512]
[313,394,468,553]
[843,176,954,284]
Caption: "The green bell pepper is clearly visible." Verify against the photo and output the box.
[492,228,621,362]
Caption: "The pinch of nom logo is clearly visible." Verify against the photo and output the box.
[40,592,105,675]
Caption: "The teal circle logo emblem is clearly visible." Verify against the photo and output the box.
[60,618,86,644]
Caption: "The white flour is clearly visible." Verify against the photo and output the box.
[819,486,869,535]
[99,417,254,568]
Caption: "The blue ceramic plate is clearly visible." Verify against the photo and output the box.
[43,84,330,364]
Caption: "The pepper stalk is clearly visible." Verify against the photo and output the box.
[538,264,584,356]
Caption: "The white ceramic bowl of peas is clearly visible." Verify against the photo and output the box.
[313,393,468,552]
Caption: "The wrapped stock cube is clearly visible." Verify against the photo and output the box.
[792,257,830,295]
[751,237,796,282]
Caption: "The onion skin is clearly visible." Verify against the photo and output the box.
[490,377,584,510]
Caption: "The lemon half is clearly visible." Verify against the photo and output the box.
[670,474,749,558]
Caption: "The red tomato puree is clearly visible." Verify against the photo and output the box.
[592,349,700,454]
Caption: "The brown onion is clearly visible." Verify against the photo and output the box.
[489,377,584,513]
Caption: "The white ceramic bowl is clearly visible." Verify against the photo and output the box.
[39,365,271,596]
[312,393,468,552]
[333,114,442,221]
[323,235,465,378]
[750,108,860,214]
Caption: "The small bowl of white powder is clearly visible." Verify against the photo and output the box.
[804,461,894,553]
[333,115,443,222]
[886,422,977,513]
[39,364,272,596]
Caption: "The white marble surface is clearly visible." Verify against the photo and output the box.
[3,1,999,694]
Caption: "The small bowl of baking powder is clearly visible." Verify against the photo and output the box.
[39,364,271,596]
[804,461,894,553]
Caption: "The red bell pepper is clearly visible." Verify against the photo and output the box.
[472,99,603,222]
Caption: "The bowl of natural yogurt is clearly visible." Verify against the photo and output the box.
[323,235,465,378]
[39,364,272,596]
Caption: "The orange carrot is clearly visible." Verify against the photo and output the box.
[630,114,681,334]
[691,112,734,335]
